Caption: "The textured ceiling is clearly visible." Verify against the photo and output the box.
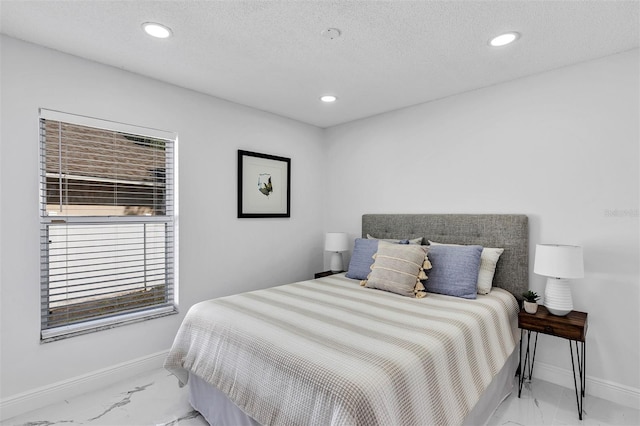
[1,1,638,128]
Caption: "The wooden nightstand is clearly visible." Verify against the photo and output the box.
[518,305,588,420]
[314,270,342,279]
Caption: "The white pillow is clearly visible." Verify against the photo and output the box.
[428,241,504,294]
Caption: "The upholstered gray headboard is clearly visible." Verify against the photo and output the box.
[362,214,529,300]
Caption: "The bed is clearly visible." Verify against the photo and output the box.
[165,214,529,425]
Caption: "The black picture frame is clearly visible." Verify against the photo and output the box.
[238,150,291,218]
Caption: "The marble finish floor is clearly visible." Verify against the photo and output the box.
[3,368,639,425]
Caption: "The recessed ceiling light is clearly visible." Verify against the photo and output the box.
[489,32,520,47]
[142,22,172,39]
[320,95,337,103]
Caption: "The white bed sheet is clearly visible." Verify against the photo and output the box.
[166,273,520,425]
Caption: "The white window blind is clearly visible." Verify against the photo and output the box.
[39,109,177,341]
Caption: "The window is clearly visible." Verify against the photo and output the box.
[39,109,177,341]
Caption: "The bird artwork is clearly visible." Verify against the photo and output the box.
[258,174,273,197]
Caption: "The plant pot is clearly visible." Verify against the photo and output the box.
[524,301,538,314]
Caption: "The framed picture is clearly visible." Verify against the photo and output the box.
[238,150,291,218]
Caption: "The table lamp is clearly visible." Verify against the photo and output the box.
[534,244,584,316]
[325,232,349,272]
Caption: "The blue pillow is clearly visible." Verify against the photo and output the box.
[345,238,379,280]
[423,244,483,299]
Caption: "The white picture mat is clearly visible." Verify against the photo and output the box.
[241,155,288,214]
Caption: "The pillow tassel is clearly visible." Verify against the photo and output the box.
[418,269,427,280]
[414,280,426,298]
[423,258,432,270]
[360,280,367,286]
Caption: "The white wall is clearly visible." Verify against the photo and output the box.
[0,36,326,404]
[324,50,640,403]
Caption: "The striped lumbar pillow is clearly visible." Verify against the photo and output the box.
[362,242,431,298]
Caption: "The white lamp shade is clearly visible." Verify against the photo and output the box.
[324,232,349,252]
[534,244,584,279]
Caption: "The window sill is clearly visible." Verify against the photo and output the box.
[41,305,178,343]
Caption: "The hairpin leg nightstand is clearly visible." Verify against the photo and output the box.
[518,305,588,420]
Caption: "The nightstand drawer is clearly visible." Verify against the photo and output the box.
[519,306,588,341]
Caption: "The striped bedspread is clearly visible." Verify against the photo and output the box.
[164,274,519,426]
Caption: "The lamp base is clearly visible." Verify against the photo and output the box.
[330,252,344,272]
[544,277,573,316]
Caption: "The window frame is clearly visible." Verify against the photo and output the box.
[39,108,179,342]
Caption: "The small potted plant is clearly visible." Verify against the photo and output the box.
[522,290,540,314]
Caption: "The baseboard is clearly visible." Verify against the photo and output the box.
[533,361,640,410]
[0,349,169,421]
